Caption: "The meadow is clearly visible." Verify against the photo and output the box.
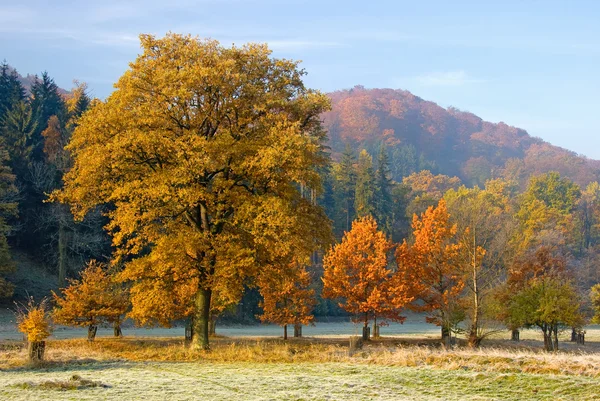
[2,309,600,401]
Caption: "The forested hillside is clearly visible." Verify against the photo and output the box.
[323,86,600,188]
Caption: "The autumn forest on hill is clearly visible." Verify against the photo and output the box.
[2,33,600,361]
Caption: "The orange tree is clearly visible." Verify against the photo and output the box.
[323,216,411,339]
[258,257,315,340]
[54,33,331,349]
[395,199,465,342]
[52,261,129,341]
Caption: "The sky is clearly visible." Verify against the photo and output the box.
[1,0,600,158]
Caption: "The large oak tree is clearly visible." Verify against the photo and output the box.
[55,33,331,349]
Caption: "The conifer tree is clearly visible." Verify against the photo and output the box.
[334,144,357,233]
[0,62,26,119]
[374,143,393,234]
[354,149,375,218]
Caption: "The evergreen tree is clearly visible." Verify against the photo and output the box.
[374,143,393,234]
[355,149,376,218]
[30,72,65,162]
[1,101,36,176]
[0,141,18,298]
[0,62,26,119]
[334,144,357,233]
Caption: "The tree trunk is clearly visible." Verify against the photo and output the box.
[441,325,450,343]
[87,324,98,342]
[362,325,370,341]
[185,316,194,346]
[192,288,212,350]
[209,314,216,337]
[28,341,45,362]
[362,311,370,341]
[113,322,123,337]
[283,325,288,340]
[469,239,480,348]
[294,324,302,338]
[553,325,559,352]
[58,223,68,288]
[468,331,481,348]
[571,327,577,342]
[511,329,520,342]
[372,316,379,338]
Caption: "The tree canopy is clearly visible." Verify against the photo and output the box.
[54,33,331,349]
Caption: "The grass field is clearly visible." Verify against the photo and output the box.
[3,305,600,400]
[2,360,600,400]
[2,336,600,400]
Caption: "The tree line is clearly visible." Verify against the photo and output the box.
[5,35,600,352]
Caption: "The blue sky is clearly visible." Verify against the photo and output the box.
[2,0,599,158]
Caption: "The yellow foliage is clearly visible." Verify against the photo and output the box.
[53,33,332,348]
[53,261,128,327]
[17,298,52,342]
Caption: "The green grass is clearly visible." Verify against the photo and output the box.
[1,361,600,400]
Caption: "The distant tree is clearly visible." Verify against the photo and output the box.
[52,261,129,341]
[444,180,516,346]
[258,259,315,340]
[354,149,376,218]
[30,72,66,160]
[507,275,583,352]
[0,62,26,119]
[496,246,583,350]
[578,182,600,252]
[403,171,461,218]
[1,101,36,175]
[516,172,580,252]
[374,143,393,235]
[591,284,600,324]
[334,144,357,233]
[323,216,410,340]
[0,142,18,298]
[390,144,418,180]
[395,200,465,343]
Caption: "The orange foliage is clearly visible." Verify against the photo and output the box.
[258,259,315,328]
[395,200,464,332]
[53,261,129,328]
[322,216,411,326]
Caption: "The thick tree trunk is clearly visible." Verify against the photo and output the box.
[58,223,68,288]
[28,341,45,362]
[283,325,288,340]
[571,327,577,342]
[294,324,302,338]
[468,331,481,348]
[113,322,122,338]
[87,324,98,342]
[511,329,520,342]
[441,325,450,343]
[192,288,212,350]
[553,325,559,352]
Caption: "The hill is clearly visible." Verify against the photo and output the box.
[323,86,600,187]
